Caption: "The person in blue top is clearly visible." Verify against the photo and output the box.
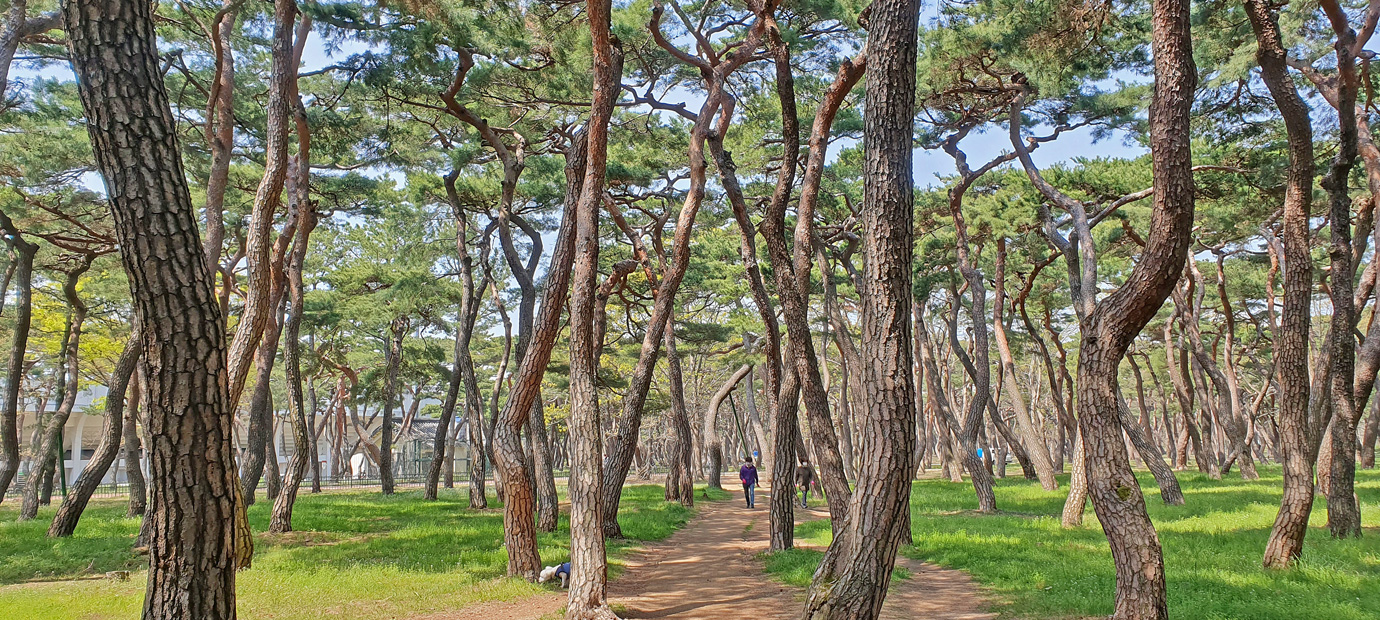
[738,456,759,508]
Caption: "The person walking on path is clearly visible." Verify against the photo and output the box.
[795,460,817,508]
[739,457,759,508]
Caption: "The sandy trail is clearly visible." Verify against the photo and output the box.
[428,485,994,620]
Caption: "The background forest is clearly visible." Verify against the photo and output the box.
[0,0,1378,619]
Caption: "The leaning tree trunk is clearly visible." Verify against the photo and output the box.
[1074,1,1195,617]
[48,335,140,536]
[704,364,753,491]
[993,239,1059,490]
[492,129,583,580]
[801,0,919,614]
[223,0,293,413]
[21,258,91,520]
[598,11,769,539]
[268,150,318,533]
[65,0,247,613]
[1245,0,1318,567]
[564,7,620,617]
[1115,396,1184,505]
[0,215,35,502]
[426,173,488,503]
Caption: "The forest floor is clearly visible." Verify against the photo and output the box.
[770,467,1380,620]
[435,485,994,620]
[0,484,716,620]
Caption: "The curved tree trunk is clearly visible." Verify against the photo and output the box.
[21,258,91,520]
[1073,1,1195,616]
[492,130,583,580]
[597,16,766,536]
[201,0,237,269]
[224,0,293,413]
[49,335,140,537]
[1245,0,1318,555]
[427,172,489,503]
[1115,396,1184,505]
[269,108,317,532]
[993,239,1059,490]
[65,0,247,611]
[704,364,753,491]
[0,215,35,501]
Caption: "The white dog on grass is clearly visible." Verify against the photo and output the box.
[538,562,571,589]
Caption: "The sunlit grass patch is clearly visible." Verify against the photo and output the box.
[0,483,720,620]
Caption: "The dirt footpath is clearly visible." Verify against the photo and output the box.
[430,485,994,620]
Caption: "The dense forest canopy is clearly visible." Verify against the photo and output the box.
[0,0,1377,619]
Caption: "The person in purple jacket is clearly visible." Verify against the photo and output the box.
[738,456,759,508]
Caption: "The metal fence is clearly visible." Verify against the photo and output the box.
[2,459,475,501]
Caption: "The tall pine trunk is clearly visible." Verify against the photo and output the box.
[1245,0,1317,567]
[564,4,620,616]
[1074,0,1195,616]
[65,0,246,613]
[801,0,920,613]
[0,216,35,501]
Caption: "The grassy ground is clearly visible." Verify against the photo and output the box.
[0,484,728,620]
[765,467,1380,620]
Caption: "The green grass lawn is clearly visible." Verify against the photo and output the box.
[0,484,728,620]
[766,468,1380,620]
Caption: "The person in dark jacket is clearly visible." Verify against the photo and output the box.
[738,457,759,508]
[795,460,816,508]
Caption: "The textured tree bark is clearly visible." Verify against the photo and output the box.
[1361,401,1379,468]
[597,13,767,540]
[269,119,317,532]
[49,335,140,537]
[64,0,246,613]
[754,14,853,528]
[427,171,490,504]
[801,0,918,614]
[1178,262,1255,480]
[201,0,238,269]
[0,211,35,501]
[564,5,620,616]
[492,128,583,579]
[942,288,999,512]
[240,296,288,505]
[1115,397,1184,505]
[1244,0,1319,568]
[224,0,294,414]
[123,370,147,518]
[664,316,695,504]
[530,401,559,531]
[1061,434,1090,528]
[1072,0,1195,615]
[21,257,91,520]
[712,115,792,548]
[1318,0,1364,539]
[917,308,996,510]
